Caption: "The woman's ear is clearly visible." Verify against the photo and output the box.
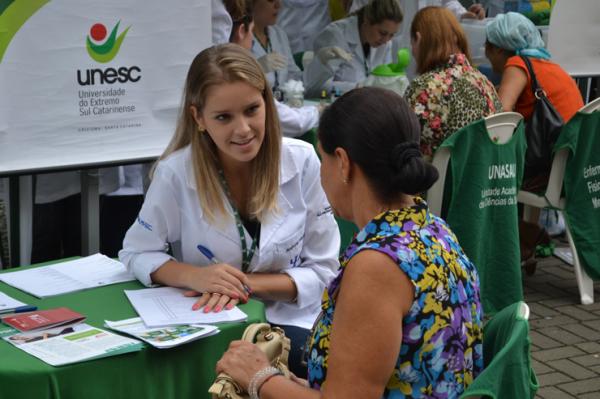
[190,105,205,131]
[334,147,352,184]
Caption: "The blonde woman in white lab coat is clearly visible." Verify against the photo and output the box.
[305,0,403,97]
[119,44,339,378]
[251,0,302,91]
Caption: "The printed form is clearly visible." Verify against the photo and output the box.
[125,287,248,328]
[0,254,134,298]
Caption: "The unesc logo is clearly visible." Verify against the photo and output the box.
[77,21,141,86]
[86,21,129,63]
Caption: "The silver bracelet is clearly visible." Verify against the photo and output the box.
[249,366,283,399]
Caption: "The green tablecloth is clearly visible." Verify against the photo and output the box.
[0,261,266,399]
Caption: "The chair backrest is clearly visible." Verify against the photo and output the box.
[579,97,600,114]
[428,113,522,216]
[485,112,523,144]
[427,117,526,315]
[460,302,539,399]
[537,97,600,208]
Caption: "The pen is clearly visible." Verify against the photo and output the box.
[197,245,252,296]
[0,305,38,316]
[14,305,38,313]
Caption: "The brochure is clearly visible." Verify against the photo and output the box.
[1,307,85,332]
[0,254,135,298]
[124,287,248,328]
[1,323,143,366]
[105,317,219,349]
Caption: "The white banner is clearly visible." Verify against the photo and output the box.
[0,0,212,174]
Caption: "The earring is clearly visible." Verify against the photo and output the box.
[197,125,206,134]
[342,178,348,184]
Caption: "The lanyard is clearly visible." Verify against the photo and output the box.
[218,169,257,272]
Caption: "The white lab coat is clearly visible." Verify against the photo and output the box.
[251,25,303,89]
[212,0,232,45]
[350,0,467,18]
[305,15,393,97]
[276,101,319,138]
[119,138,340,329]
[277,0,331,54]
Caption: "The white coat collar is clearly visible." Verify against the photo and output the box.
[183,141,300,255]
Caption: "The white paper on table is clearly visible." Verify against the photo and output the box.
[105,317,219,349]
[2,323,143,366]
[124,287,248,328]
[0,291,27,313]
[0,254,135,298]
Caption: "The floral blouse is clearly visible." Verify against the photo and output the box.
[307,199,484,398]
[405,53,501,159]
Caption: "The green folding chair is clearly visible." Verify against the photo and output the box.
[427,113,526,315]
[336,217,358,254]
[460,301,539,399]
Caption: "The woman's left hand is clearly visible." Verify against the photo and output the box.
[216,341,271,391]
[183,291,240,313]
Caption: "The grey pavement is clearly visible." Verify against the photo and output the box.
[524,240,600,399]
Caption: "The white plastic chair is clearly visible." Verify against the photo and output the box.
[428,112,523,216]
[517,97,600,305]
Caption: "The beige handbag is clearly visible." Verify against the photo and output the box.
[208,323,291,399]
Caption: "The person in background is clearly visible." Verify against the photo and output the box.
[485,11,583,264]
[216,87,483,399]
[213,0,234,45]
[305,0,403,98]
[119,44,340,378]
[404,6,501,160]
[350,0,485,20]
[227,0,322,138]
[485,12,583,141]
[251,0,303,92]
[277,0,331,54]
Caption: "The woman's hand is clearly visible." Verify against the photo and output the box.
[216,341,271,391]
[462,3,485,20]
[187,263,251,300]
[183,291,241,313]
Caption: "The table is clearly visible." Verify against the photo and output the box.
[0,261,266,399]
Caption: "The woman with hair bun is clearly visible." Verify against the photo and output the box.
[217,87,484,398]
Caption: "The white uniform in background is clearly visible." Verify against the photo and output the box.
[251,25,303,89]
[275,101,319,138]
[35,170,118,204]
[119,138,340,329]
[277,0,331,54]
[350,0,467,19]
[305,15,393,97]
[211,0,233,45]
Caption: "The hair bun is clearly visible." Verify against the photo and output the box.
[391,142,421,171]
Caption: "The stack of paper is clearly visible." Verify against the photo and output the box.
[0,292,29,314]
[105,317,219,349]
[124,287,248,328]
[0,254,135,298]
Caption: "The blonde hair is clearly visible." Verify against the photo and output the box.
[159,43,281,222]
[355,0,403,25]
[411,6,471,74]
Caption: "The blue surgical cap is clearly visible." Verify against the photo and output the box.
[486,12,551,59]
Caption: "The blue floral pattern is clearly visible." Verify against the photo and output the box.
[307,199,484,398]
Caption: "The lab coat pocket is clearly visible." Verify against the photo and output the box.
[274,230,305,270]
